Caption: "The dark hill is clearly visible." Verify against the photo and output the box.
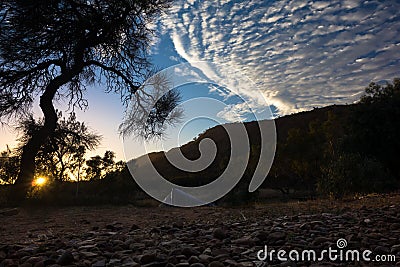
[129,104,352,190]
[128,79,400,203]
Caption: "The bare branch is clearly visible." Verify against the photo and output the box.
[0,60,62,84]
[85,60,140,93]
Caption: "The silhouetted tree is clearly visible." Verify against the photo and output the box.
[346,78,400,177]
[273,124,324,194]
[102,150,116,174]
[16,112,101,181]
[316,78,400,198]
[0,0,175,198]
[85,155,103,181]
[85,151,117,181]
[360,78,400,104]
[0,148,19,184]
[73,145,86,197]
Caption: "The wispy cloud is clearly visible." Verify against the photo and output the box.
[161,0,400,118]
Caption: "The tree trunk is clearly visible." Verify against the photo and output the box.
[13,73,73,201]
[76,161,81,198]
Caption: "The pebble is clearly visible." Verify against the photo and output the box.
[56,251,74,265]
[213,228,227,240]
[208,261,225,267]
[188,256,200,264]
[1,205,399,266]
[92,259,106,267]
[199,254,213,263]
[140,253,158,264]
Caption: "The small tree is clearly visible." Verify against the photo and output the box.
[278,125,324,193]
[85,155,103,181]
[360,78,400,104]
[84,150,117,181]
[0,148,19,184]
[17,112,101,181]
[345,78,400,178]
[102,150,116,174]
[73,145,86,197]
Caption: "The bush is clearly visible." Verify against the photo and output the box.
[318,153,397,199]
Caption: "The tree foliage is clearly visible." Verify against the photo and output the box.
[0,0,172,118]
[0,148,19,184]
[119,71,183,138]
[316,78,400,198]
[16,112,101,181]
[318,153,395,199]
[347,78,400,176]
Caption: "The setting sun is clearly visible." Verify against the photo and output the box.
[33,177,47,187]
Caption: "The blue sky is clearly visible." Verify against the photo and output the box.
[1,0,400,161]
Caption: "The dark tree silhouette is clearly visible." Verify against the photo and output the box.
[349,78,400,177]
[84,151,116,181]
[85,155,103,181]
[16,112,101,181]
[0,0,174,198]
[101,150,116,174]
[0,148,19,185]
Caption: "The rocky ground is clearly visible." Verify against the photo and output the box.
[0,194,399,267]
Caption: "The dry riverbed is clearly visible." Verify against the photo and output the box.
[0,194,399,266]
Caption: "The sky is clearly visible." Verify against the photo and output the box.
[1,0,400,161]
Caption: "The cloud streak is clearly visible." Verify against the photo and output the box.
[161,0,400,118]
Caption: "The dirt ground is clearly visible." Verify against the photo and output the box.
[1,193,399,245]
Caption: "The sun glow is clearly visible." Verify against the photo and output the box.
[33,177,47,186]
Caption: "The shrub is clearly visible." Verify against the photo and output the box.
[318,153,396,199]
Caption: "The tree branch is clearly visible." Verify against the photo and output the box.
[86,60,140,93]
[0,59,63,82]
